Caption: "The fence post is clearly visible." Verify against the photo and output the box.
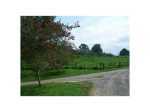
[118,62,121,68]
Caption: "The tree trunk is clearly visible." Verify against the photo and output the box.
[36,70,41,86]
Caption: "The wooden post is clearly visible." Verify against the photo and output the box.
[36,70,41,86]
[118,62,121,68]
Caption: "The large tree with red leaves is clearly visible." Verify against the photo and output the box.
[21,16,79,86]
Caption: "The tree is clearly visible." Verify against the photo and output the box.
[119,48,129,56]
[91,44,103,55]
[79,43,90,54]
[21,16,79,86]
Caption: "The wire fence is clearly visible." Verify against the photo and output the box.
[64,62,129,70]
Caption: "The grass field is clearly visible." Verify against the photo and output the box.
[21,55,129,82]
[66,55,129,68]
[21,69,100,82]
[21,82,92,96]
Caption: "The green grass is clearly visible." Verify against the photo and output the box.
[21,69,99,82]
[21,56,129,82]
[68,55,129,67]
[21,82,92,96]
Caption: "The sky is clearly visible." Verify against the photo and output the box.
[57,16,129,55]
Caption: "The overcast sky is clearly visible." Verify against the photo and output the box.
[57,16,129,55]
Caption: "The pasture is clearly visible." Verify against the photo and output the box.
[21,55,129,82]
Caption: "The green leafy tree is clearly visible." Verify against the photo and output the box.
[21,16,79,86]
[91,44,103,55]
[119,48,129,56]
[79,43,90,54]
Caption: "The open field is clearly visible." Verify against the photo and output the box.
[21,82,92,96]
[66,55,129,69]
[21,55,129,82]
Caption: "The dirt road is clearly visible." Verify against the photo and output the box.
[21,69,129,96]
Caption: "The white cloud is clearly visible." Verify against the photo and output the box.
[70,16,129,55]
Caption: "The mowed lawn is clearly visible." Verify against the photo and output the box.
[21,56,129,82]
[21,82,92,96]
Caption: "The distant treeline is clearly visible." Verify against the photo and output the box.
[72,43,129,56]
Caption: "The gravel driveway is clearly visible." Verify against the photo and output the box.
[21,69,129,96]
